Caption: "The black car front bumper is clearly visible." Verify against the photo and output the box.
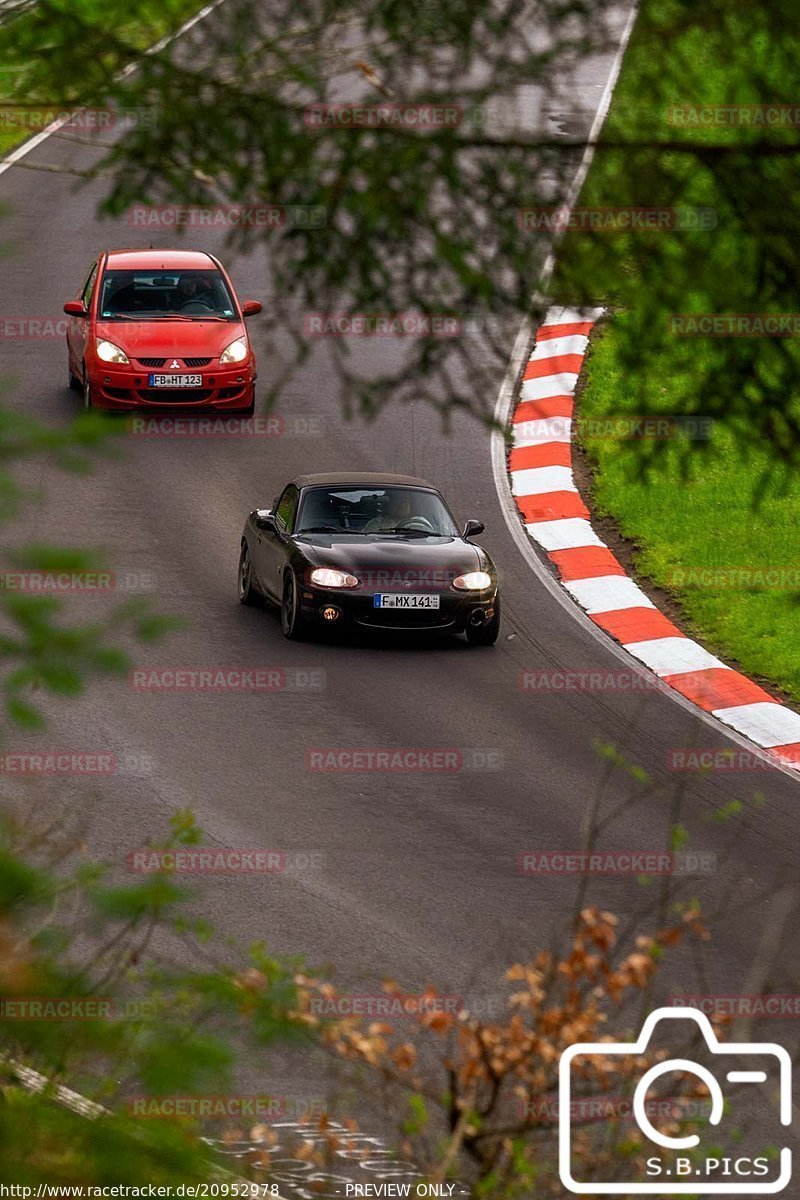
[299,586,497,633]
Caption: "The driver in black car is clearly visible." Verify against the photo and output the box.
[364,492,418,533]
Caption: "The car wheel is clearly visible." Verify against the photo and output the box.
[281,570,306,640]
[237,542,260,606]
[465,598,501,646]
[82,370,93,410]
[68,364,82,393]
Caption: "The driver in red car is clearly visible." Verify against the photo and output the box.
[175,274,214,309]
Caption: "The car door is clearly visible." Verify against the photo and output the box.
[67,259,98,375]
[253,484,299,599]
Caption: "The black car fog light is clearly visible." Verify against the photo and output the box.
[321,606,341,622]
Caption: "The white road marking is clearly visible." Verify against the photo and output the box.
[562,574,656,614]
[526,516,605,551]
[712,702,800,749]
[511,464,576,495]
[624,636,728,678]
[533,333,590,358]
[520,370,580,400]
[513,416,573,445]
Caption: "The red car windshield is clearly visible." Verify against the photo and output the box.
[98,268,237,320]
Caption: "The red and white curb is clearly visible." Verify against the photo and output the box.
[507,306,800,771]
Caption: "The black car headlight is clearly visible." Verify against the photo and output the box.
[452,571,493,591]
[309,567,359,589]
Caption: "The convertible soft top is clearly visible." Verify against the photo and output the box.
[292,472,436,490]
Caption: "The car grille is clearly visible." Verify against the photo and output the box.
[137,389,213,404]
[357,608,454,630]
[135,357,212,368]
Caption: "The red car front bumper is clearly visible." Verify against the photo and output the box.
[87,362,256,411]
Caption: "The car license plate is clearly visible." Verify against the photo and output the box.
[147,374,203,388]
[373,593,440,609]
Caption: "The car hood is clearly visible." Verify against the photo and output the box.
[95,320,245,358]
[295,533,488,576]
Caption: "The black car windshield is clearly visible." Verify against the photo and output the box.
[296,487,459,536]
[98,269,237,320]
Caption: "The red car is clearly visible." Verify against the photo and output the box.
[63,248,262,413]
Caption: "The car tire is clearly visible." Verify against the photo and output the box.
[465,598,500,646]
[281,570,306,640]
[68,365,82,393]
[82,370,94,410]
[237,542,261,606]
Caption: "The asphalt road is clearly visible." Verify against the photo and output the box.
[1,0,799,1159]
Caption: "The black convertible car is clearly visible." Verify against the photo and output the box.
[237,472,500,643]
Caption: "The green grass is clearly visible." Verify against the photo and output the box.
[0,0,205,156]
[554,0,800,702]
[579,322,800,699]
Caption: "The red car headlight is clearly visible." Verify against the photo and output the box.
[219,337,248,364]
[96,339,129,364]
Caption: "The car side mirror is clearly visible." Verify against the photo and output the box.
[242,300,262,317]
[463,519,485,539]
[253,509,275,530]
[63,300,88,317]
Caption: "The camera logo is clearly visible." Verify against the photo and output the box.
[559,1006,791,1194]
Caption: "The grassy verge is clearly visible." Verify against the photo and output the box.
[0,0,207,156]
[578,323,800,700]
[553,0,800,702]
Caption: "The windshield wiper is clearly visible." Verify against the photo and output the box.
[105,312,188,321]
[379,526,432,536]
[297,525,344,534]
[171,314,230,322]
